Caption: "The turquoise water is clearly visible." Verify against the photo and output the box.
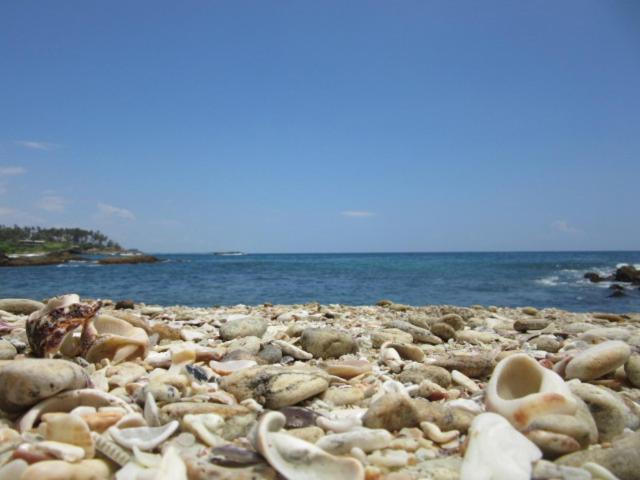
[1,252,639,312]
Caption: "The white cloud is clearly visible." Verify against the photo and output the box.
[0,166,26,176]
[551,220,581,234]
[97,203,136,220]
[15,141,59,151]
[36,195,67,213]
[341,210,376,218]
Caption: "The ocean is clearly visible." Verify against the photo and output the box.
[1,252,639,312]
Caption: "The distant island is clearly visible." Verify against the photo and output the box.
[0,225,158,267]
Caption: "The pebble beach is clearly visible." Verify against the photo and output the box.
[1,296,639,480]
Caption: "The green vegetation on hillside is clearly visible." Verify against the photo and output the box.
[0,225,122,254]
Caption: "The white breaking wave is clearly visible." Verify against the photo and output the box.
[616,263,640,270]
[536,276,560,287]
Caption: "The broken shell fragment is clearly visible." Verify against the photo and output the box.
[252,411,364,480]
[485,354,577,430]
[40,413,95,458]
[460,412,542,480]
[19,389,135,433]
[209,359,257,376]
[109,420,179,451]
[316,428,393,454]
[85,315,149,364]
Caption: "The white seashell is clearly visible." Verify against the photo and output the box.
[316,428,392,454]
[252,411,364,480]
[40,412,94,458]
[115,413,148,429]
[31,440,86,462]
[109,421,179,451]
[316,414,364,433]
[420,421,459,444]
[367,449,409,468]
[145,351,172,368]
[182,414,226,447]
[133,446,162,468]
[485,353,577,430]
[273,340,313,360]
[144,392,161,427]
[70,406,97,417]
[240,398,263,413]
[446,398,484,414]
[380,345,403,372]
[460,412,542,480]
[209,359,257,376]
[155,446,187,480]
[115,461,152,480]
[0,459,28,480]
[451,370,479,393]
[92,431,132,466]
[349,447,367,464]
[581,462,620,480]
[19,389,135,432]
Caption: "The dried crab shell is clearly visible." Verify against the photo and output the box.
[252,411,364,480]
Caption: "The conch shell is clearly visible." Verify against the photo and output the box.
[26,294,101,358]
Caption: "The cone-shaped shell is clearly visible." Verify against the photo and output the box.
[485,354,577,430]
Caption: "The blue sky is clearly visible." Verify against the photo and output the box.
[1,1,639,253]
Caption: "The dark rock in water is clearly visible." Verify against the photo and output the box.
[115,299,135,310]
[615,265,640,284]
[609,290,626,298]
[609,284,624,291]
[0,251,82,267]
[98,255,159,265]
[584,272,605,283]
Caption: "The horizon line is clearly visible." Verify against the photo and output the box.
[146,249,640,255]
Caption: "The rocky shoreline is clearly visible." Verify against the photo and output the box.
[0,252,159,267]
[0,297,639,479]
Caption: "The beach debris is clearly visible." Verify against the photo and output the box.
[460,412,542,480]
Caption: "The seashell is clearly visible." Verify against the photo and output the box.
[316,414,363,433]
[106,362,147,388]
[144,392,161,427]
[418,379,449,400]
[564,340,631,381]
[109,420,179,451]
[91,431,131,466]
[26,294,102,358]
[0,459,28,479]
[279,406,319,428]
[252,411,364,480]
[451,370,480,393]
[30,440,86,462]
[209,445,263,467]
[460,412,542,480]
[181,414,225,447]
[581,462,620,480]
[19,389,135,432]
[80,410,125,433]
[145,350,172,368]
[240,398,263,413]
[114,413,147,429]
[446,398,484,414]
[209,359,257,376]
[85,315,149,364]
[91,368,109,392]
[485,354,577,430]
[316,428,392,454]
[380,344,403,372]
[40,413,94,458]
[420,421,459,444]
[168,344,197,374]
[272,340,313,360]
[323,359,372,379]
[155,445,187,480]
[20,459,111,480]
[428,351,496,378]
[133,445,162,468]
[367,449,409,468]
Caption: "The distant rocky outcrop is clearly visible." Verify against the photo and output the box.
[584,265,640,285]
[0,251,82,267]
[97,255,159,265]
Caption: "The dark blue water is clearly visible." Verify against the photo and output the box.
[1,252,639,312]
